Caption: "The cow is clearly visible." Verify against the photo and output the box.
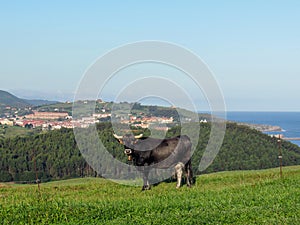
[113,133,193,190]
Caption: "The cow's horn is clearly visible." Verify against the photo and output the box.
[113,134,123,139]
[134,134,143,139]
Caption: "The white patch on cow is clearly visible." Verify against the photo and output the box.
[175,162,185,188]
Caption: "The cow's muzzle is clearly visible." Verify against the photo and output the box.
[124,149,132,161]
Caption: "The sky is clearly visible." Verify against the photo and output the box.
[0,0,300,111]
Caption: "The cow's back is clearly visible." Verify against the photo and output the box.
[150,135,191,167]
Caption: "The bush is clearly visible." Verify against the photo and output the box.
[0,171,12,182]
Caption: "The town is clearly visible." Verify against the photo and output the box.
[0,100,184,132]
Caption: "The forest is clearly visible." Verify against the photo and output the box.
[0,122,300,182]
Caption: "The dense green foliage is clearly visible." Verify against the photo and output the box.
[0,122,300,182]
[0,166,299,224]
[0,124,124,182]
[195,123,300,173]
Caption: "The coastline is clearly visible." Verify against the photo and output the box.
[237,122,283,132]
[225,112,300,146]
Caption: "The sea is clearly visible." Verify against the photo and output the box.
[225,112,300,146]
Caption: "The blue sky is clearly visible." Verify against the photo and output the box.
[0,1,299,111]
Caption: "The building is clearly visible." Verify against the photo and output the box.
[25,111,69,120]
[20,120,45,128]
[0,118,14,126]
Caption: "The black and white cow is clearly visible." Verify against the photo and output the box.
[113,133,193,190]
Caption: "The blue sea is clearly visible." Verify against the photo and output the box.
[226,112,300,146]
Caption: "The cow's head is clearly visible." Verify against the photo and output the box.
[113,133,143,161]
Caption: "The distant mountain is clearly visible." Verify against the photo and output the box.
[0,90,59,108]
[10,89,74,103]
[0,90,31,108]
[24,99,59,106]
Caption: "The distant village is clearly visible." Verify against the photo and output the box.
[0,100,201,131]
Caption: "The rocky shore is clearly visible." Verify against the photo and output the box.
[237,122,283,132]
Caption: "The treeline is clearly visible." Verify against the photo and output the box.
[0,123,125,182]
[194,123,300,173]
[0,128,85,182]
[0,122,300,182]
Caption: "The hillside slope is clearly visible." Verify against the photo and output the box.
[0,90,30,108]
[200,123,300,173]
[0,122,300,182]
[0,166,299,224]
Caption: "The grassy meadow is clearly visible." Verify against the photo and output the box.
[0,126,36,139]
[0,166,299,224]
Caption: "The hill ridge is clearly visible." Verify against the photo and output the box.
[0,90,30,107]
[0,90,59,108]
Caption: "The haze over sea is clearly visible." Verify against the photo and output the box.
[226,112,300,146]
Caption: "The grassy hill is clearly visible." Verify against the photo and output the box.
[0,125,39,139]
[0,166,299,224]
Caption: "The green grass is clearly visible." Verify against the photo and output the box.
[1,166,300,224]
[0,126,38,139]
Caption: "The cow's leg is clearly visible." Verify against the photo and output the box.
[185,160,193,187]
[142,169,150,191]
[175,162,184,188]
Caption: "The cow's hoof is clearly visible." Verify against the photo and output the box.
[142,185,151,191]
